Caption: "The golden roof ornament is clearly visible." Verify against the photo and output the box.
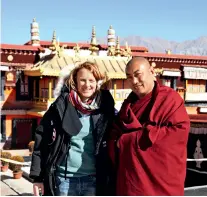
[121,42,132,57]
[165,49,171,55]
[115,36,121,57]
[57,42,67,58]
[154,68,163,75]
[125,42,131,54]
[49,30,57,51]
[50,37,67,57]
[151,62,157,80]
[73,44,81,56]
[107,47,115,56]
[89,26,99,56]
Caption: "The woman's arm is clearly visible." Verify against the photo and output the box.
[29,105,55,182]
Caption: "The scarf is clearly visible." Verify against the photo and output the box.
[69,89,101,115]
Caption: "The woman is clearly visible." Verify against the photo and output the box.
[30,61,115,196]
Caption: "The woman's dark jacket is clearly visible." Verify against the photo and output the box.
[29,85,115,196]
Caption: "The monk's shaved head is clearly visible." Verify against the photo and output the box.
[125,57,155,98]
[126,57,151,71]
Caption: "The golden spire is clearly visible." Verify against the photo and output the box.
[165,49,171,55]
[89,26,99,56]
[73,43,81,56]
[115,36,121,57]
[121,41,132,58]
[125,41,129,50]
[52,30,56,45]
[49,30,57,51]
[125,42,132,55]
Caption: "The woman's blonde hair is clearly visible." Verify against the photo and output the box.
[66,61,106,91]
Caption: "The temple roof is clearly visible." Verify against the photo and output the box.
[134,52,207,65]
[1,44,44,52]
[24,40,149,53]
[24,54,130,79]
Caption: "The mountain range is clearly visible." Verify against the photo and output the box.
[96,36,207,56]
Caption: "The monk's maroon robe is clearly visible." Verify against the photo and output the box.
[108,82,190,196]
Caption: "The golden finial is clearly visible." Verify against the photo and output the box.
[125,42,129,49]
[73,43,81,56]
[52,31,56,41]
[49,34,67,57]
[56,37,67,57]
[165,49,171,55]
[126,42,131,55]
[57,44,67,58]
[89,26,99,56]
[57,37,60,47]
[115,36,121,57]
[121,41,132,57]
[49,31,57,51]
[52,31,56,45]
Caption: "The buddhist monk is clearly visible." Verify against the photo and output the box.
[108,57,190,196]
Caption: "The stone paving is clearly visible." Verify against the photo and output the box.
[1,148,207,196]
[1,181,18,196]
[0,169,33,196]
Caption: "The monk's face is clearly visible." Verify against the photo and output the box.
[126,61,155,98]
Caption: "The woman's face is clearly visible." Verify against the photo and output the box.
[76,68,97,102]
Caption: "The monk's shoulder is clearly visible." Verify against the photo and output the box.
[159,85,183,102]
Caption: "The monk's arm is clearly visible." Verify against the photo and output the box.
[144,120,190,146]
[144,100,190,145]
[119,100,190,147]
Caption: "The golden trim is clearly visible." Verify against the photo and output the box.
[48,80,52,100]
[113,82,117,100]
[26,110,45,117]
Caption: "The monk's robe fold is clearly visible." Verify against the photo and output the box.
[108,82,190,196]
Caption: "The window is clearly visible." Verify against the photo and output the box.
[186,79,206,93]
[52,78,57,91]
[33,80,36,98]
[0,73,5,100]
[33,79,40,99]
[162,77,178,90]
[41,79,48,99]
[116,80,123,89]
[162,79,171,87]
[20,76,28,96]
[206,81,207,92]
[41,89,48,99]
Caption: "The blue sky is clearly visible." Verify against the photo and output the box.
[1,0,207,44]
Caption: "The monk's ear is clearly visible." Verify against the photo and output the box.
[149,66,157,81]
[149,66,155,75]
